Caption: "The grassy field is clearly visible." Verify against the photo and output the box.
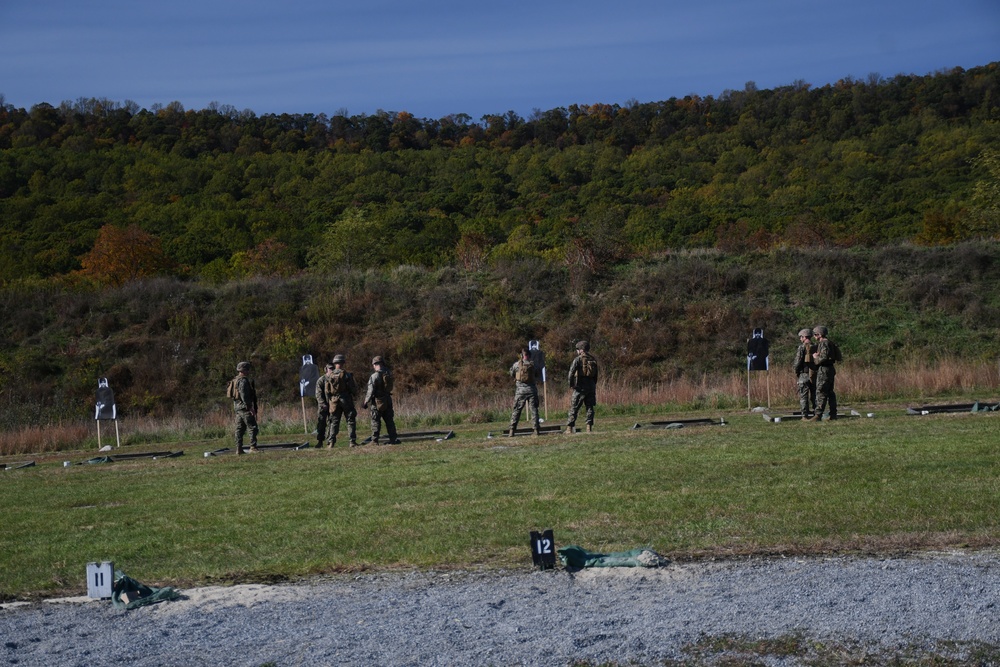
[2,405,999,601]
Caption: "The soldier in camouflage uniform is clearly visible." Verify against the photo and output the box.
[565,340,599,434]
[325,353,359,448]
[315,363,334,447]
[232,361,259,455]
[363,356,399,445]
[793,328,817,420]
[508,347,541,437]
[809,325,841,421]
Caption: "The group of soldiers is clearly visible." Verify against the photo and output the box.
[229,355,399,454]
[508,340,599,436]
[228,327,839,453]
[312,354,399,448]
[793,325,842,421]
[228,341,601,453]
[313,355,358,448]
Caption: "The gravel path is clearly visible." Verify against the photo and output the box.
[3,550,999,666]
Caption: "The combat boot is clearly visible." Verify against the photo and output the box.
[349,440,359,447]
[237,445,245,456]
[586,424,593,433]
[533,428,540,437]
[508,428,516,438]
[564,426,575,435]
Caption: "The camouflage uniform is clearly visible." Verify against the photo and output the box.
[363,357,398,445]
[325,360,358,447]
[811,327,840,420]
[566,342,598,433]
[792,329,817,418]
[509,353,540,436]
[315,365,333,447]
[232,362,259,453]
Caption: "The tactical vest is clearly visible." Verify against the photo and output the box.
[516,360,535,383]
[328,369,348,396]
[226,376,240,400]
[379,370,394,394]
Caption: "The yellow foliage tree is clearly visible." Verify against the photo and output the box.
[79,224,173,286]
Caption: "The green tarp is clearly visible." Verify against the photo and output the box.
[557,545,669,568]
[112,570,181,610]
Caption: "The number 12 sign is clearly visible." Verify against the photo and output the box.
[530,529,556,570]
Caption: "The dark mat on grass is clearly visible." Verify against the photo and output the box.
[632,417,726,429]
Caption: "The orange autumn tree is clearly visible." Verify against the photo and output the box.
[79,224,174,286]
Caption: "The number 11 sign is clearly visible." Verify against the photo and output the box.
[529,529,556,570]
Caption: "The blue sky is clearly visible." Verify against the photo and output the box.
[1,0,997,120]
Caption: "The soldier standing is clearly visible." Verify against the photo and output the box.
[793,328,817,419]
[232,361,259,454]
[508,347,541,437]
[565,340,599,434]
[809,326,841,421]
[363,356,399,445]
[325,354,359,447]
[315,363,334,447]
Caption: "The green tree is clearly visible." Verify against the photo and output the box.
[308,206,390,272]
[971,149,1000,236]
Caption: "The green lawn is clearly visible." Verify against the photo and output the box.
[3,408,999,600]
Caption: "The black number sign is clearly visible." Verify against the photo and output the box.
[529,529,556,570]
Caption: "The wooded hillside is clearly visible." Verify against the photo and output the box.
[2,63,999,285]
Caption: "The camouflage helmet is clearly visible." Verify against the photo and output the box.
[332,354,345,364]
[325,363,335,371]
[812,325,828,337]
[575,340,590,352]
[236,361,251,372]
[797,328,812,338]
[371,355,384,366]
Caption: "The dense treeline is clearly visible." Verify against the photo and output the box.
[3,244,1000,430]
[2,64,1000,284]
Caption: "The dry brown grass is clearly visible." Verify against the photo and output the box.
[600,358,1000,410]
[4,358,1000,457]
[0,422,92,457]
[840,358,1000,400]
